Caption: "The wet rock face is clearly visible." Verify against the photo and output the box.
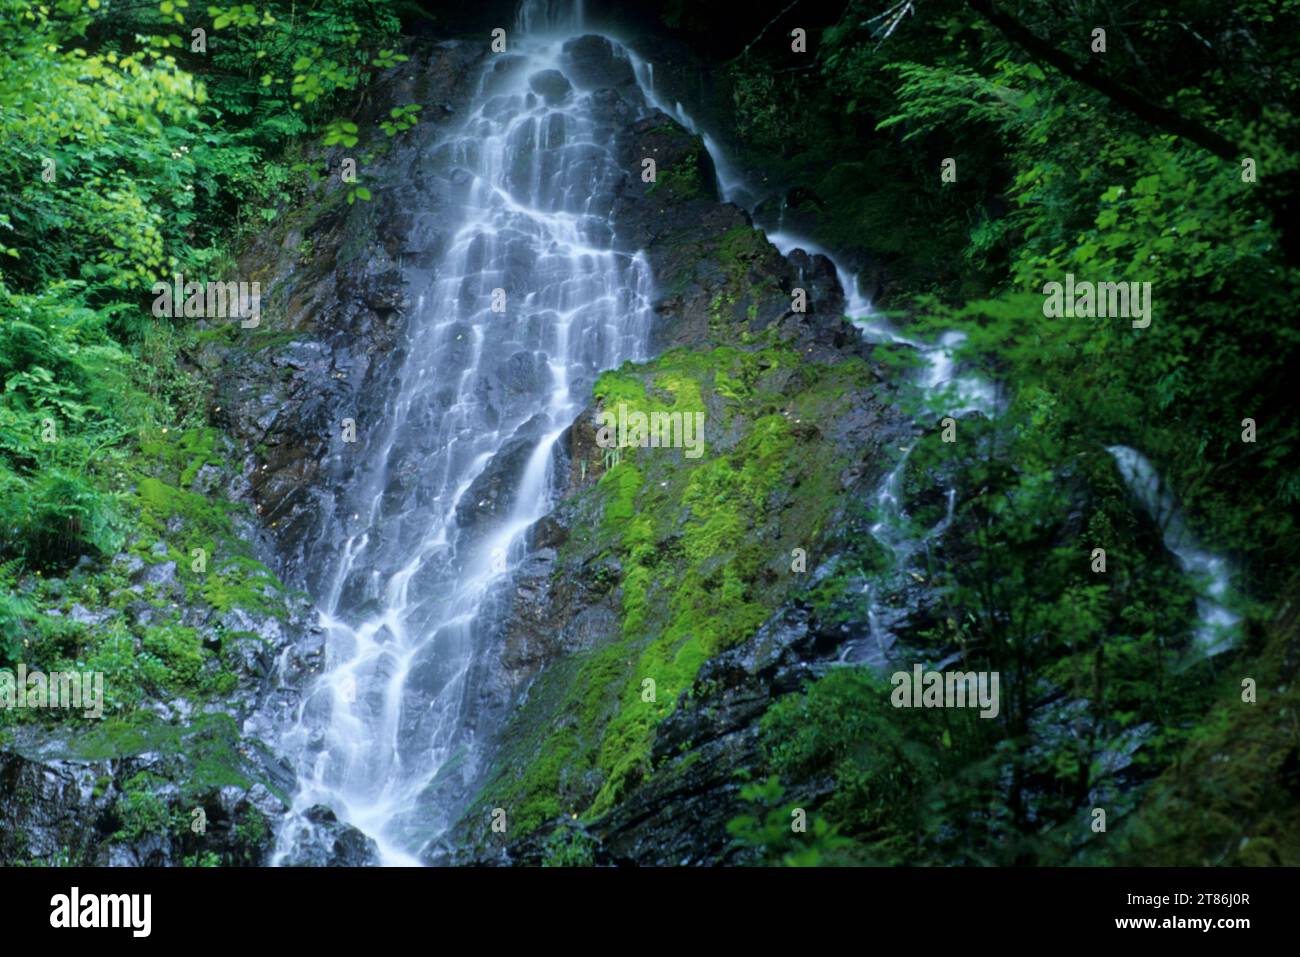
[467,542,890,867]
[209,38,487,591]
[561,35,638,92]
[212,23,871,806]
[467,388,898,866]
[528,68,573,104]
[599,608,855,865]
[454,413,552,535]
[425,35,904,864]
[0,746,108,865]
[0,723,292,866]
[601,108,865,362]
[278,805,380,867]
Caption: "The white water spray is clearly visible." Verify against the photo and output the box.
[1107,445,1239,655]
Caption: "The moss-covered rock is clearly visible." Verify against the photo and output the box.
[448,337,901,860]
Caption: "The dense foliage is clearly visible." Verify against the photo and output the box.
[0,0,405,680]
[696,0,1300,864]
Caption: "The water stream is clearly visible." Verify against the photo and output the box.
[626,50,1238,663]
[627,59,999,666]
[1107,445,1240,654]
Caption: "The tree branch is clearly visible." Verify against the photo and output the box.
[965,0,1300,263]
[966,0,1237,161]
[730,0,805,63]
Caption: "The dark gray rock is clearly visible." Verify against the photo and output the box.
[561,35,636,91]
[275,805,381,867]
[0,722,290,866]
[528,69,572,103]
[141,560,178,588]
[454,413,552,534]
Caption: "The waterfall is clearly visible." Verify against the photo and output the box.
[273,0,654,865]
[1107,446,1239,655]
[625,57,995,665]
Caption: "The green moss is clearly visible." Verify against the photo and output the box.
[74,710,266,796]
[646,161,705,201]
[94,714,280,861]
[114,772,172,841]
[542,826,597,867]
[140,623,205,685]
[719,225,769,275]
[137,427,221,490]
[7,433,292,715]
[470,345,882,837]
[133,471,286,620]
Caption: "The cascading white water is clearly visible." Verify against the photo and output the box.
[623,51,994,667]
[272,0,653,865]
[625,52,1238,661]
[626,60,997,664]
[1107,445,1239,654]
